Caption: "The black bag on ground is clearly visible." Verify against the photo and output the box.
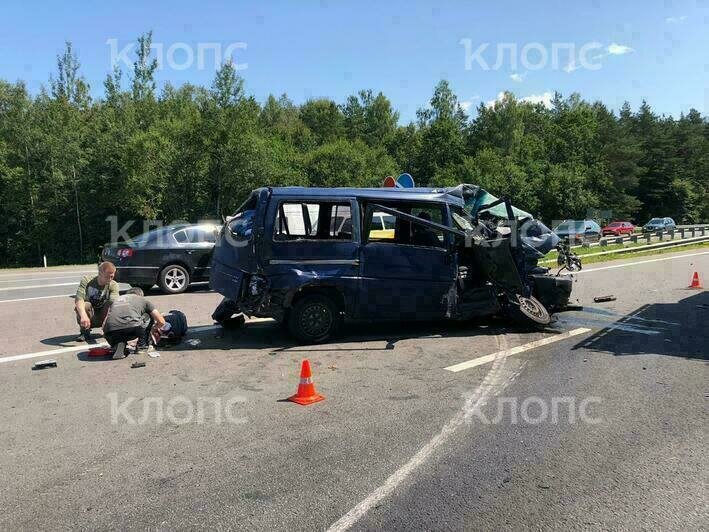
[158,310,188,346]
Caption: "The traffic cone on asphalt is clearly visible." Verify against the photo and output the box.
[288,359,325,405]
[688,271,703,289]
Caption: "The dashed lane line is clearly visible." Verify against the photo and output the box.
[443,327,592,373]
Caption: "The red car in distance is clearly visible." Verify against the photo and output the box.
[601,221,635,236]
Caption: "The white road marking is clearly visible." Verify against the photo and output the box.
[0,282,78,292]
[443,327,592,373]
[572,251,709,274]
[0,270,95,280]
[0,324,222,365]
[0,275,83,284]
[328,335,520,532]
[0,294,75,304]
[0,342,109,365]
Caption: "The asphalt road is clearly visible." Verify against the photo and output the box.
[0,250,707,530]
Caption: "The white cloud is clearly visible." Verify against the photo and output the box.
[459,95,480,111]
[510,72,525,83]
[485,92,506,108]
[607,43,634,55]
[665,15,687,24]
[485,91,554,109]
[519,91,554,108]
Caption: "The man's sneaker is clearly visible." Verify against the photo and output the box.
[112,342,127,360]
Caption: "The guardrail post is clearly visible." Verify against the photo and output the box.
[702,227,706,236]
[668,229,674,239]
[690,227,696,237]
[678,228,685,239]
[600,239,608,247]
[615,237,623,245]
[646,234,652,244]
[657,230,664,241]
[630,235,638,244]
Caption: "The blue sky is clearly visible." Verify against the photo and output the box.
[1,0,707,122]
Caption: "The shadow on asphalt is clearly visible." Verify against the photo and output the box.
[160,315,549,354]
[41,333,105,348]
[572,290,708,360]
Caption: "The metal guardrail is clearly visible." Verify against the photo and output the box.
[542,231,709,264]
[569,225,709,249]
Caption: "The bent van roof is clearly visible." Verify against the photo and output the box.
[266,186,465,206]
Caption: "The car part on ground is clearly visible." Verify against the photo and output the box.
[32,360,57,370]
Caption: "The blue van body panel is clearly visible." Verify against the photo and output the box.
[210,261,244,302]
[209,185,573,323]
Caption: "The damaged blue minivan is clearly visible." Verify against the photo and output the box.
[209,185,578,343]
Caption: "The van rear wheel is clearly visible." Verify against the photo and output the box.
[288,294,339,344]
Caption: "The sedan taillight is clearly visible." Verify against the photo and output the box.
[117,248,134,258]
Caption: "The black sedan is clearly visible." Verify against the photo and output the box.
[101,224,220,294]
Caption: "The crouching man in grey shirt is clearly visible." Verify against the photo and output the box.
[103,287,166,359]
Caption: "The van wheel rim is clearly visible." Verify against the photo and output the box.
[165,268,186,290]
[517,295,550,324]
[300,304,332,338]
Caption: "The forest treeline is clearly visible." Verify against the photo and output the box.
[1,34,707,266]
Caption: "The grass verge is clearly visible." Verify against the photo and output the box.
[546,240,709,267]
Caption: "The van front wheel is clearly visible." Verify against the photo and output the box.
[288,294,339,344]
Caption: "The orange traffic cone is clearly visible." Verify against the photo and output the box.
[288,359,325,405]
[689,271,703,289]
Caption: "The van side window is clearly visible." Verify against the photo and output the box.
[365,203,445,248]
[329,204,352,239]
[274,202,353,241]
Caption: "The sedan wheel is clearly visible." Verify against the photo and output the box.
[159,265,190,294]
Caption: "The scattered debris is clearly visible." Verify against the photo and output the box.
[148,351,160,358]
[32,359,57,370]
[185,339,201,347]
[327,365,338,371]
[593,295,616,303]
[131,361,146,369]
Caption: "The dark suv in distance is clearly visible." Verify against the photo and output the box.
[102,223,221,294]
[642,217,676,233]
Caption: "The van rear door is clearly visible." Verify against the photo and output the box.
[210,190,268,301]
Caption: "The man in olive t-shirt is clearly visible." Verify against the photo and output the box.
[103,287,166,359]
[75,262,120,341]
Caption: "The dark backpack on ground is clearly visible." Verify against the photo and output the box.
[158,310,188,346]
